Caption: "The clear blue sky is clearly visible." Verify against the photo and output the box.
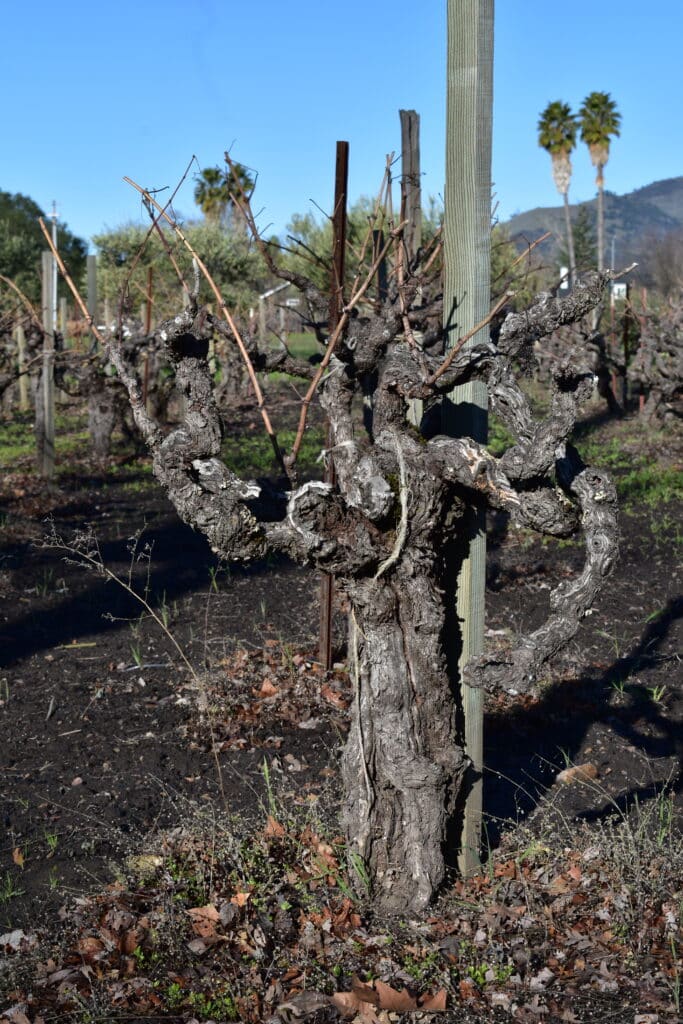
[1,1,681,250]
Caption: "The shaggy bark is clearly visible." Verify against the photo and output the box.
[628,294,683,421]
[107,264,619,914]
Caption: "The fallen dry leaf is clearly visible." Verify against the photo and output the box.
[556,763,598,784]
[76,935,105,960]
[264,814,286,838]
[321,683,350,710]
[278,991,332,1017]
[373,980,417,1012]
[331,990,376,1021]
[121,926,145,955]
[186,905,222,942]
[11,847,24,868]
[420,988,448,1011]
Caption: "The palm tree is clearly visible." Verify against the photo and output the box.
[193,163,255,231]
[538,100,578,288]
[578,92,621,272]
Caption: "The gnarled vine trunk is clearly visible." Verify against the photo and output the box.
[100,182,619,915]
[342,469,467,912]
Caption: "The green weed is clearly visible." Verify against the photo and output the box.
[187,983,237,1018]
[221,426,324,476]
[487,415,515,457]
[0,872,25,902]
[618,465,683,508]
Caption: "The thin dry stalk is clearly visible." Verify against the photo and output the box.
[38,218,161,440]
[116,159,195,329]
[0,274,43,329]
[289,224,405,465]
[49,530,228,810]
[38,220,105,347]
[427,289,512,385]
[123,177,287,479]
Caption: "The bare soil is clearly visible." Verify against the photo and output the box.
[0,401,681,1023]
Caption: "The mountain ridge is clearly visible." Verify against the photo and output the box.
[504,175,683,278]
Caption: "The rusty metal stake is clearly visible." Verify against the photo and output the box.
[318,140,349,671]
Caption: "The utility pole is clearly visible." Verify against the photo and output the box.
[443,0,494,876]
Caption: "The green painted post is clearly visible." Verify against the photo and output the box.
[40,250,56,480]
[443,0,494,875]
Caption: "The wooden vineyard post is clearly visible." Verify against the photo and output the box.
[87,254,97,350]
[15,325,29,412]
[399,109,422,265]
[443,0,494,875]
[318,140,349,672]
[400,109,424,429]
[40,250,56,480]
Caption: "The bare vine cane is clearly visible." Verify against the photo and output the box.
[116,157,196,335]
[122,178,289,481]
[224,151,406,468]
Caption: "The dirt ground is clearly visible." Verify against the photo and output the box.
[0,400,681,1023]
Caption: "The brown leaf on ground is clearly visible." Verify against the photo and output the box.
[121,925,145,955]
[555,763,598,784]
[76,935,105,960]
[264,814,286,838]
[321,683,350,710]
[258,678,279,697]
[373,979,418,1011]
[187,904,221,939]
[420,988,448,1011]
[277,991,332,1017]
[331,988,380,1021]
[459,979,478,1001]
[11,847,24,868]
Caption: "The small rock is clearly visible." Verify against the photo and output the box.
[298,717,321,730]
[529,966,555,991]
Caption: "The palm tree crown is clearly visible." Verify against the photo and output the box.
[193,164,255,227]
[578,92,621,187]
[537,101,578,196]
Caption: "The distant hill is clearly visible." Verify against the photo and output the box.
[505,176,683,282]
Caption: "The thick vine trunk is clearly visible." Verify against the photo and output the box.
[343,574,465,914]
[88,384,118,460]
[340,453,467,914]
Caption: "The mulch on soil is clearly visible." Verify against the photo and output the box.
[1,404,681,1022]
